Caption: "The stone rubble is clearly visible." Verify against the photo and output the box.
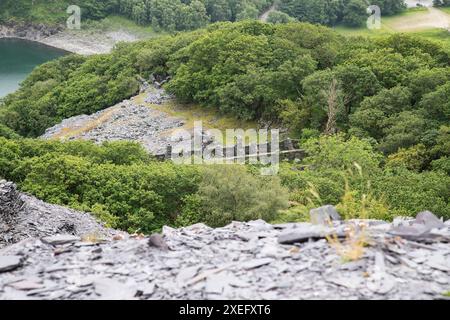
[1,186,449,300]
[41,87,217,156]
[41,89,185,155]
[0,180,119,249]
[144,87,174,105]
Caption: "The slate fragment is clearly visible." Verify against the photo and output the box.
[310,205,341,225]
[42,235,80,246]
[0,255,23,273]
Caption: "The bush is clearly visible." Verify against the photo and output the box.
[0,124,20,139]
[386,144,428,172]
[372,168,450,219]
[17,154,201,233]
[176,165,289,227]
[303,134,382,173]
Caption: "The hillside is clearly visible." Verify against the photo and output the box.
[0,20,449,234]
[1,181,449,300]
[0,3,449,302]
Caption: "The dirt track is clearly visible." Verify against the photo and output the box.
[389,8,450,31]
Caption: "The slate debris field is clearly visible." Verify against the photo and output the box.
[1,181,449,300]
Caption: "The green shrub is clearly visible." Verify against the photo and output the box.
[372,168,450,219]
[302,134,382,172]
[176,165,289,227]
[0,124,20,139]
[386,144,429,172]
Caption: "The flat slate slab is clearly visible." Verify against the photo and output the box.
[41,235,81,246]
[0,256,22,273]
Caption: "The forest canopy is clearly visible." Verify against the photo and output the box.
[0,0,411,30]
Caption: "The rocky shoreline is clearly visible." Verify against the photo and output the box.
[1,181,449,300]
[0,22,139,55]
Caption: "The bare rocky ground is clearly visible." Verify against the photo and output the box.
[0,181,119,250]
[1,181,449,300]
[41,86,215,155]
[41,88,188,155]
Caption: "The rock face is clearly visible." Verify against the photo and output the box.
[0,23,60,41]
[0,181,24,222]
[0,180,118,249]
[0,196,449,300]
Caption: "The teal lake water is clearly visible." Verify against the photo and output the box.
[0,39,67,98]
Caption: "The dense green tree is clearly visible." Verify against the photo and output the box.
[267,11,294,24]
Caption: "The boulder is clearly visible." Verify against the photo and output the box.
[415,211,445,230]
[309,205,341,225]
[148,234,169,251]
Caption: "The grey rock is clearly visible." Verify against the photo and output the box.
[242,258,273,270]
[278,224,336,244]
[310,205,341,225]
[0,181,117,249]
[1,192,450,300]
[176,266,200,285]
[148,234,169,251]
[415,211,445,230]
[0,256,23,273]
[40,89,184,155]
[425,254,450,272]
[205,272,230,294]
[389,211,446,242]
[328,274,364,290]
[137,282,155,297]
[388,224,430,240]
[94,278,137,300]
[42,235,80,246]
[7,279,45,291]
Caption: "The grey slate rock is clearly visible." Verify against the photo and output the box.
[148,234,169,251]
[415,211,445,230]
[42,235,80,246]
[388,224,430,240]
[310,205,341,225]
[0,256,23,273]
[94,278,137,300]
[277,224,337,244]
[0,181,117,249]
[1,188,450,301]
[389,211,446,241]
[242,258,273,270]
[7,279,45,291]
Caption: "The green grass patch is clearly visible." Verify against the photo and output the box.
[135,91,259,145]
[411,28,450,46]
[334,7,450,43]
[438,7,450,14]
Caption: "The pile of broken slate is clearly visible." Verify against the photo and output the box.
[0,180,449,300]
